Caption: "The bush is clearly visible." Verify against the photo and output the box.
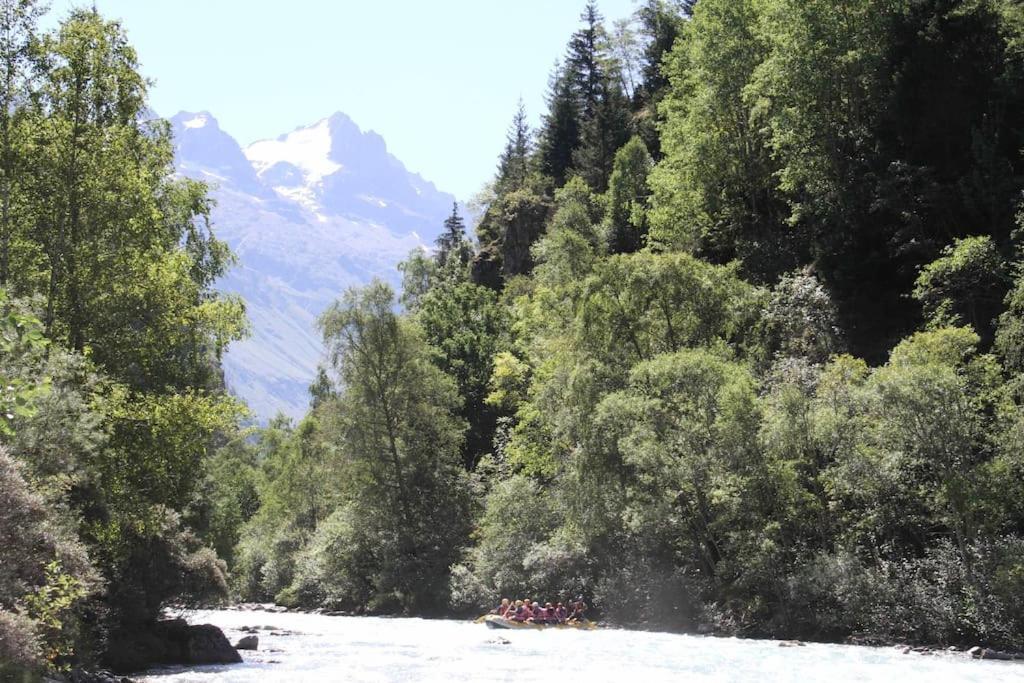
[0,608,42,675]
[0,448,97,671]
[287,506,375,611]
[103,507,229,630]
[232,516,308,603]
[593,555,698,629]
[448,564,491,615]
[450,475,564,607]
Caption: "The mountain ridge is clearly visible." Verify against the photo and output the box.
[171,110,455,420]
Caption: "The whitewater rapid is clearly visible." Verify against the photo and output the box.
[137,609,1024,682]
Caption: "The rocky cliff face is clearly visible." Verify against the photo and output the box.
[171,111,454,420]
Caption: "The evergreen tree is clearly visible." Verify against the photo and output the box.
[538,62,581,187]
[567,2,606,121]
[435,201,472,274]
[495,100,532,195]
[573,74,632,192]
[564,2,632,191]
[635,0,690,104]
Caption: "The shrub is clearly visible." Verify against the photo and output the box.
[593,556,698,629]
[287,506,375,612]
[0,448,97,671]
[0,609,41,676]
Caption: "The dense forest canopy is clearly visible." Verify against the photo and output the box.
[229,0,1024,648]
[7,0,1024,678]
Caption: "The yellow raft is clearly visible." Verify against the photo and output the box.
[482,614,597,630]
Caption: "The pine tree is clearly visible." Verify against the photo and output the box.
[567,2,605,121]
[435,202,472,274]
[563,2,633,191]
[574,74,632,192]
[636,0,690,104]
[495,100,532,195]
[538,62,581,187]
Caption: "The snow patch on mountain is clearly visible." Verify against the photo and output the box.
[171,110,455,420]
[182,113,210,129]
[246,118,342,184]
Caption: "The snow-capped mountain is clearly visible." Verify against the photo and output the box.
[171,111,454,420]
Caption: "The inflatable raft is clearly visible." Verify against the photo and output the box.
[482,614,596,630]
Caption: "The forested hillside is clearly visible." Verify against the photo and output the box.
[7,0,1024,679]
[227,0,1024,651]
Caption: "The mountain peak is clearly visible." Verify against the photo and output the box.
[326,110,355,126]
[171,110,266,195]
[172,110,456,420]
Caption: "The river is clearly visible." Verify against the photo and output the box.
[137,609,1024,682]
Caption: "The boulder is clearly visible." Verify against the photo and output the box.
[104,619,241,673]
[235,635,258,651]
[182,624,243,665]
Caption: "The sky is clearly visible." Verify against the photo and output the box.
[46,0,640,200]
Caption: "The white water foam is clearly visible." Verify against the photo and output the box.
[137,609,1024,683]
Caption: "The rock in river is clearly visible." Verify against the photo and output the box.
[105,619,241,673]
[235,635,259,651]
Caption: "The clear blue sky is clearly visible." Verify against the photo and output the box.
[47,1,640,200]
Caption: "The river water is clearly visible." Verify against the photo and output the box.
[137,609,1024,682]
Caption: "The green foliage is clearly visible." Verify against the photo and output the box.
[416,279,508,469]
[914,235,1010,341]
[0,291,51,436]
[435,203,473,277]
[285,282,474,614]
[603,136,653,254]
[191,431,262,566]
[449,475,578,609]
[762,269,843,367]
[13,0,1024,658]
[23,562,90,668]
[0,4,248,671]
[997,267,1024,374]
[0,448,97,671]
[532,177,605,289]
[649,0,791,277]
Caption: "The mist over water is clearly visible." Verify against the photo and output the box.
[138,610,1024,682]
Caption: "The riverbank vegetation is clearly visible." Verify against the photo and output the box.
[0,2,246,677]
[6,0,1024,678]
[225,0,1024,652]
